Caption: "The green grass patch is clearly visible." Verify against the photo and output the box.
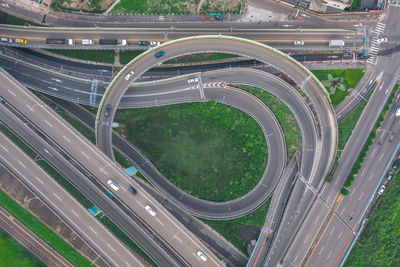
[164,53,239,64]
[44,49,115,64]
[347,0,361,11]
[112,0,242,15]
[345,170,400,266]
[311,69,365,107]
[3,13,42,26]
[203,200,270,254]
[117,100,268,202]
[119,50,145,65]
[0,227,46,267]
[0,189,92,266]
[239,85,301,161]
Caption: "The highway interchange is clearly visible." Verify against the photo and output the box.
[0,2,399,267]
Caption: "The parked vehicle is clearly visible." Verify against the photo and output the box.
[120,39,127,46]
[343,53,352,59]
[15,39,27,45]
[386,171,393,181]
[378,184,385,195]
[81,39,94,45]
[393,159,400,169]
[68,39,75,46]
[293,41,304,46]
[377,36,387,43]
[0,96,5,104]
[395,106,400,117]
[1,37,13,43]
[99,39,118,45]
[46,38,66,44]
[107,179,120,191]
[329,40,345,47]
[145,205,157,216]
[104,104,112,117]
[137,41,150,45]
[155,51,165,58]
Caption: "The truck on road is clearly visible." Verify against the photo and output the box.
[99,39,118,45]
[329,40,345,47]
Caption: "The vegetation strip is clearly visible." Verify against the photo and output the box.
[341,84,400,195]
[344,170,400,266]
[0,226,46,266]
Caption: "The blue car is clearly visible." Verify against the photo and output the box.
[155,51,165,58]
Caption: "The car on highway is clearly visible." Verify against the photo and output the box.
[0,37,13,43]
[107,179,120,191]
[82,39,94,45]
[386,171,393,181]
[187,77,198,83]
[377,36,387,43]
[196,251,207,261]
[0,97,5,104]
[104,104,112,117]
[155,51,165,58]
[395,106,400,117]
[150,41,161,46]
[128,185,137,195]
[343,53,352,59]
[145,205,157,216]
[293,41,304,45]
[125,70,135,80]
[137,41,150,45]
[378,184,385,195]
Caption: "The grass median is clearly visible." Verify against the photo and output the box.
[345,169,400,266]
[116,100,268,202]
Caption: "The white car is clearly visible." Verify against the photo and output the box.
[187,77,198,83]
[125,70,135,80]
[197,251,207,261]
[395,106,400,117]
[145,205,157,216]
[150,41,161,47]
[378,185,385,195]
[294,41,304,45]
[107,179,120,191]
[377,37,387,43]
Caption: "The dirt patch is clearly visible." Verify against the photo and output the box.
[54,0,114,12]
[0,166,108,267]
[237,224,260,243]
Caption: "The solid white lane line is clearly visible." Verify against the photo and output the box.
[71,210,80,218]
[34,176,44,184]
[53,193,61,201]
[17,160,26,168]
[89,226,97,235]
[338,230,343,239]
[63,136,71,143]
[81,151,90,159]
[156,218,164,226]
[0,145,8,152]
[44,119,53,128]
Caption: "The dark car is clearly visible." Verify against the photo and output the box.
[137,41,150,45]
[343,53,352,59]
[104,104,112,117]
[0,96,5,104]
[359,54,371,59]
[128,185,137,195]
[155,51,165,58]
[393,159,400,170]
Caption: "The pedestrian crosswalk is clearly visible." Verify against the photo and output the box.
[367,22,386,64]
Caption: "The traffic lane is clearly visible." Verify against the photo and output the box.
[0,131,143,267]
[0,93,179,266]
[0,206,73,267]
[0,25,360,44]
[0,69,222,267]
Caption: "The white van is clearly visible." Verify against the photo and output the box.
[82,39,94,45]
[145,205,157,216]
[68,39,75,46]
[120,39,127,46]
[107,179,120,191]
[395,106,400,117]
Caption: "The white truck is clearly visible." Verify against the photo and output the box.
[329,40,345,47]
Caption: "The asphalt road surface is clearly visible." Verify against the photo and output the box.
[0,68,224,266]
